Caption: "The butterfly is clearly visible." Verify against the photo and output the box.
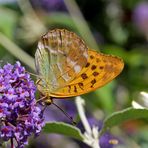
[35,29,124,104]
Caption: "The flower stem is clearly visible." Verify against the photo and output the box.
[0,32,35,71]
[64,0,99,51]
[75,96,100,148]
[10,138,14,148]
[75,96,91,134]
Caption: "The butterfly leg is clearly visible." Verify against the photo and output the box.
[36,79,41,85]
[36,79,46,88]
[36,94,53,106]
[36,95,47,103]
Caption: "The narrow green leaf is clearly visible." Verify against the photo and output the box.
[0,8,17,39]
[43,122,84,141]
[100,107,148,136]
[46,12,75,28]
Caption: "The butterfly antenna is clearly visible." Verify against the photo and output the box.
[52,102,76,125]
[41,105,48,115]
[25,70,41,78]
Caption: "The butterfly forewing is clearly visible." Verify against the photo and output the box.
[35,29,88,93]
[50,49,124,97]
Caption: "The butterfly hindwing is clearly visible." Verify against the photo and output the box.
[50,49,124,97]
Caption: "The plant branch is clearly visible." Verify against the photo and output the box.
[0,32,35,71]
[64,0,99,50]
[75,96,100,148]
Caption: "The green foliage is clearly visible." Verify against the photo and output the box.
[43,122,84,141]
[0,8,17,39]
[100,107,148,136]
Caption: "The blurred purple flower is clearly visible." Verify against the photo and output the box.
[30,0,67,12]
[100,132,115,148]
[42,99,76,124]
[61,100,77,119]
[133,2,148,35]
[0,62,44,148]
[78,117,120,148]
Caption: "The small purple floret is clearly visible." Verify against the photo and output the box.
[132,2,148,35]
[0,62,44,148]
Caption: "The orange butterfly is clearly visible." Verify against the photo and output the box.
[35,29,124,104]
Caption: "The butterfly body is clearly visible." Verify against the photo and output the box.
[35,29,124,101]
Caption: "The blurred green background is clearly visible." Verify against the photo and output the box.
[0,0,148,147]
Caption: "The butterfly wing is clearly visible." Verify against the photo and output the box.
[35,29,88,93]
[50,49,124,98]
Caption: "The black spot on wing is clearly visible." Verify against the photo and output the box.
[99,66,104,69]
[91,79,96,87]
[81,73,88,79]
[68,85,71,93]
[90,55,94,59]
[91,65,97,70]
[93,72,99,76]
[85,62,90,68]
[74,85,77,93]
[78,82,84,90]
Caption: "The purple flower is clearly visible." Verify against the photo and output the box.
[100,132,116,148]
[30,0,67,12]
[0,62,44,148]
[132,2,148,35]
[1,126,14,141]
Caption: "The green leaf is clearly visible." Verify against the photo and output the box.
[43,122,84,141]
[83,82,116,114]
[100,107,148,136]
[0,8,17,39]
[46,12,75,29]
